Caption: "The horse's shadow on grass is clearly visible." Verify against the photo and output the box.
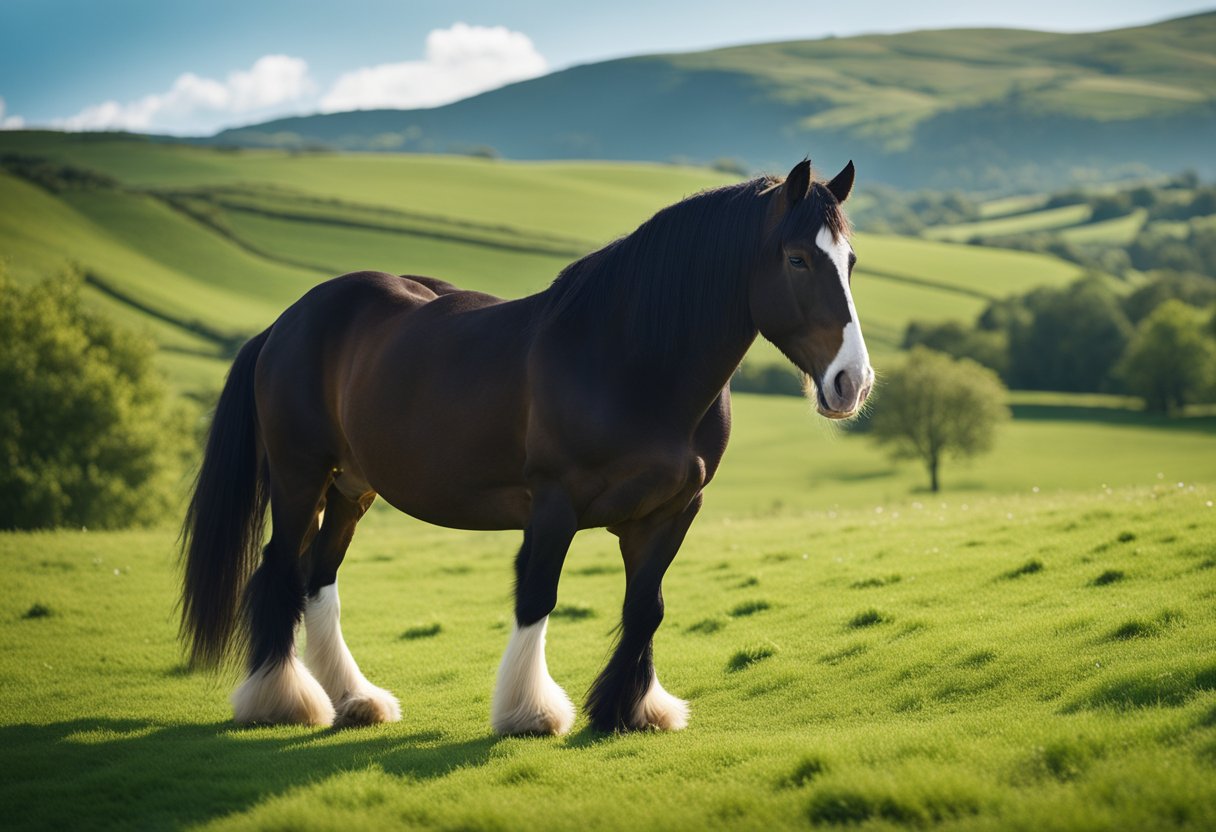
[0,717,504,829]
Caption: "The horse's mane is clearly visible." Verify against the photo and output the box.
[537,172,849,367]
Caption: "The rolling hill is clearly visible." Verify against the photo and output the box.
[0,136,1089,396]
[208,13,1216,191]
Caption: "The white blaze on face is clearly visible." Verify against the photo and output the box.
[815,226,873,413]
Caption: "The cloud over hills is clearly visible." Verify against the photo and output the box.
[321,23,547,112]
[35,23,547,135]
[0,97,25,130]
[53,55,314,134]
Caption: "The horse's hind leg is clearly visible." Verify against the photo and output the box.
[491,487,578,736]
[587,495,701,732]
[302,486,401,727]
[231,467,335,726]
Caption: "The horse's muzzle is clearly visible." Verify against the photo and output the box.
[816,365,873,419]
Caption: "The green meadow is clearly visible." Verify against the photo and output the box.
[2,476,1214,830]
[2,133,1215,830]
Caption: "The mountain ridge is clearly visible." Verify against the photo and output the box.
[200,12,1215,190]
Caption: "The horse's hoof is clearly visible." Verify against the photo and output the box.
[631,676,689,731]
[333,687,402,728]
[491,681,576,736]
[231,656,336,727]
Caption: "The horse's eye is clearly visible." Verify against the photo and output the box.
[788,256,807,269]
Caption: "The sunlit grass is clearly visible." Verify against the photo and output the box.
[1,484,1213,829]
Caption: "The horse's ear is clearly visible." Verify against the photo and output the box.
[784,159,811,210]
[827,160,855,204]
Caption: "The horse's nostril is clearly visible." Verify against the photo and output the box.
[833,370,846,398]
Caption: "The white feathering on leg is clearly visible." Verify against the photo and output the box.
[303,583,401,726]
[231,653,336,726]
[632,673,689,731]
[491,617,575,735]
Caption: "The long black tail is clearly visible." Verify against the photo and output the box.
[180,329,272,668]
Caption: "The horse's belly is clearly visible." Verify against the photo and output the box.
[343,405,531,531]
[375,478,531,531]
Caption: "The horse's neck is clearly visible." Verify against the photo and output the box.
[536,184,775,421]
[545,267,758,421]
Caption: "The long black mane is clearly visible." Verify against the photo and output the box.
[537,173,849,367]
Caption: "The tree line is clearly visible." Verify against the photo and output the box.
[904,272,1216,414]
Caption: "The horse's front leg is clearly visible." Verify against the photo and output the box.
[588,493,702,732]
[491,487,579,736]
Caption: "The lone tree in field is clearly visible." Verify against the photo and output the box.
[0,272,194,530]
[1116,299,1216,415]
[869,347,1009,492]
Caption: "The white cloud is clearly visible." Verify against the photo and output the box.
[0,97,26,130]
[320,23,547,112]
[42,24,548,135]
[54,55,314,135]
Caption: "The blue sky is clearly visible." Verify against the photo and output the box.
[1,0,1211,134]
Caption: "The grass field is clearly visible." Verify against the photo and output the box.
[0,136,1092,395]
[717,394,1216,515]
[924,204,1093,243]
[2,474,1213,830]
[1058,209,1149,245]
[3,134,1215,830]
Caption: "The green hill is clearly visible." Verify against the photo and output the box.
[0,136,1089,395]
[209,13,1216,190]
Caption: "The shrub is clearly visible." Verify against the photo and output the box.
[0,272,194,529]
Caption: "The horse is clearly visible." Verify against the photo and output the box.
[180,158,873,734]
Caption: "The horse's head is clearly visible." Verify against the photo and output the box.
[749,159,874,419]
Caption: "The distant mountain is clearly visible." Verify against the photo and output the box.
[209,13,1216,191]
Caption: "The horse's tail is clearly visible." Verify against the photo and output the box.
[180,328,272,669]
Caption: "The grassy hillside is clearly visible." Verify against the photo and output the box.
[2,480,1213,830]
[208,13,1216,190]
[721,393,1216,514]
[924,204,1094,242]
[0,136,1089,395]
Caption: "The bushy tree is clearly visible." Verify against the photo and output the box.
[870,347,1010,492]
[1116,300,1216,415]
[0,272,194,529]
[1123,272,1216,325]
[1006,276,1133,392]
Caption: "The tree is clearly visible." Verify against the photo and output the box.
[0,272,195,529]
[869,347,1010,492]
[1116,300,1216,415]
[1006,276,1132,392]
[1122,272,1216,325]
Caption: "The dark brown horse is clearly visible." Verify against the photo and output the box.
[181,159,873,734]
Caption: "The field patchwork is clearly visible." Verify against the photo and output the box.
[1,138,1089,395]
